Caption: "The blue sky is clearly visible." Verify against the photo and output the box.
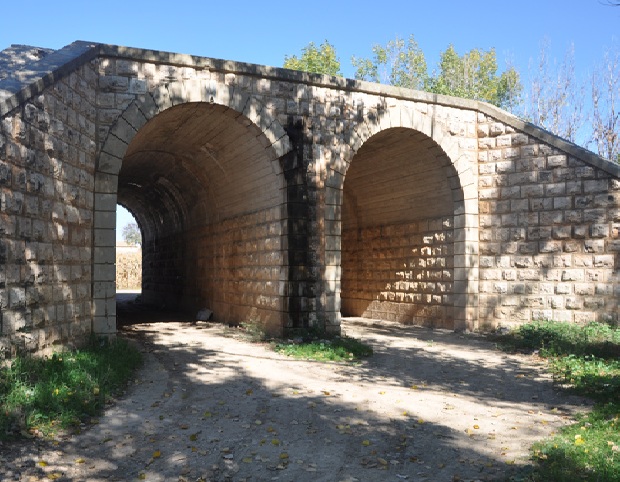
[1,0,617,239]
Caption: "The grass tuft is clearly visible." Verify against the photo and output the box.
[497,320,620,481]
[274,333,373,362]
[0,337,142,439]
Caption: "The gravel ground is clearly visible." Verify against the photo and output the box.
[0,314,590,482]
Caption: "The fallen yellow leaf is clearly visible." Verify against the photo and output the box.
[271,439,280,446]
[280,452,289,459]
[38,461,48,467]
[75,458,85,464]
[153,450,161,458]
[362,440,371,446]
[246,389,253,395]
[473,424,480,429]
[47,474,62,480]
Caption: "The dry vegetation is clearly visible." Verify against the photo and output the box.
[116,250,141,290]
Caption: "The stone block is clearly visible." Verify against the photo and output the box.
[584,179,609,194]
[590,224,609,238]
[99,76,129,93]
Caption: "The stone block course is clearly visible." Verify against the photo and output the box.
[2,41,620,355]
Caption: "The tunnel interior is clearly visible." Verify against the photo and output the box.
[116,102,285,330]
[341,127,462,329]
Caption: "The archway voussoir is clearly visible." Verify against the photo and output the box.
[94,172,118,194]
[167,82,185,106]
[181,79,206,103]
[271,136,292,159]
[97,151,123,175]
[135,93,161,120]
[121,102,148,132]
[101,133,129,160]
[109,116,137,145]
[388,105,403,127]
[242,97,263,125]
[151,84,173,111]
[229,91,251,114]
[213,84,233,107]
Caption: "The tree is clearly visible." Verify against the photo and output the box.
[283,40,341,76]
[428,45,521,110]
[352,35,521,109]
[590,48,619,162]
[518,41,584,143]
[122,222,141,246]
[352,35,428,90]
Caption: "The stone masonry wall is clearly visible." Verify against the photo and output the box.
[184,207,284,334]
[0,63,98,357]
[477,113,620,329]
[2,41,619,357]
[341,217,454,329]
[141,234,184,308]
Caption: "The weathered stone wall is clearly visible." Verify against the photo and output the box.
[341,217,454,328]
[184,207,284,333]
[141,234,184,308]
[477,113,620,329]
[1,41,619,358]
[0,61,98,356]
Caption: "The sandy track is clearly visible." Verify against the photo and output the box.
[0,320,589,481]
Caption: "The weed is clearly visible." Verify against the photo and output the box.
[239,322,267,342]
[0,337,142,439]
[499,320,620,481]
[274,334,373,362]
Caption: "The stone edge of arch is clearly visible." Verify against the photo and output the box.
[92,81,294,336]
[338,106,479,331]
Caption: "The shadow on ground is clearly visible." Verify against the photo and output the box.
[0,297,590,482]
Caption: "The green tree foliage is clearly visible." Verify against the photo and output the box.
[352,35,428,90]
[352,35,521,109]
[283,41,341,76]
[122,222,141,246]
[429,45,521,110]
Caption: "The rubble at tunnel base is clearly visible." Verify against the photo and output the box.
[1,40,619,357]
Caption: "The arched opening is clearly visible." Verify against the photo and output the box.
[340,127,463,329]
[95,100,287,334]
[115,204,142,293]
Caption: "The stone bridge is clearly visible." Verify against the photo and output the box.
[1,41,619,356]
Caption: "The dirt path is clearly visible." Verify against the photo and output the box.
[0,320,589,482]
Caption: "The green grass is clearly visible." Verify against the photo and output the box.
[274,335,373,362]
[0,337,142,439]
[497,320,620,481]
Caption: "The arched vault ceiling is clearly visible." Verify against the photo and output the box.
[343,128,457,230]
[118,102,282,231]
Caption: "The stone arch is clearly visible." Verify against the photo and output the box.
[92,80,292,336]
[326,104,478,331]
